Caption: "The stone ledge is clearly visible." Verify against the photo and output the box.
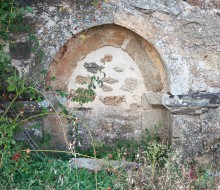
[163,92,220,115]
[144,91,163,105]
[69,158,140,171]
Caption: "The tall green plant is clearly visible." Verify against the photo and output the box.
[0,0,33,96]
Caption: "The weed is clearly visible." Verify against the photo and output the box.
[0,157,117,189]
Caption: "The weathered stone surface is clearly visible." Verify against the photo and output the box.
[163,92,220,115]
[129,103,140,110]
[142,109,170,142]
[171,108,220,158]
[120,77,137,92]
[70,158,139,171]
[101,85,113,92]
[15,120,43,144]
[186,0,220,9]
[43,115,69,150]
[103,77,119,84]
[144,91,163,105]
[11,0,220,158]
[10,41,32,60]
[99,96,126,106]
[128,0,182,15]
[124,38,163,92]
[142,109,170,130]
[84,62,104,74]
[101,122,114,132]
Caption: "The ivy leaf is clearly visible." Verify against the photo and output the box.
[25,6,33,14]
[7,85,16,92]
[1,14,7,21]
[10,12,17,19]
[0,53,10,62]
[51,76,56,81]
[19,8,25,14]
[11,140,16,145]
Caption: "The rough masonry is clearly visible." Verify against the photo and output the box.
[12,0,220,158]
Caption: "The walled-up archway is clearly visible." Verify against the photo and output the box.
[47,24,170,148]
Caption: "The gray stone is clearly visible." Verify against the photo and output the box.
[14,119,43,147]
[129,103,140,110]
[70,158,139,171]
[38,100,50,108]
[162,92,220,115]
[103,77,119,84]
[171,108,220,158]
[43,115,69,150]
[186,0,220,9]
[101,85,113,92]
[144,91,163,105]
[120,77,137,92]
[10,41,32,60]
[128,0,182,15]
[113,67,124,72]
[142,109,170,130]
[84,62,104,74]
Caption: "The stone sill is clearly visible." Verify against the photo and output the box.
[162,92,220,115]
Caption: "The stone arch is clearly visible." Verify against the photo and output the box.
[49,24,167,92]
[47,24,170,148]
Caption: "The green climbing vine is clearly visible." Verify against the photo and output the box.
[0,0,35,99]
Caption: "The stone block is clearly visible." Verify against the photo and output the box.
[171,115,201,138]
[120,77,137,92]
[171,109,220,157]
[99,96,125,106]
[99,96,126,106]
[75,75,90,84]
[84,62,104,74]
[163,92,220,115]
[142,109,169,130]
[43,115,69,150]
[15,119,43,143]
[144,91,163,105]
[101,85,113,92]
[70,158,139,172]
[103,77,119,84]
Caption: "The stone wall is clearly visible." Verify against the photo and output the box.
[12,0,220,157]
[49,25,170,148]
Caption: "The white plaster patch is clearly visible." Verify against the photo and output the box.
[67,46,147,109]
